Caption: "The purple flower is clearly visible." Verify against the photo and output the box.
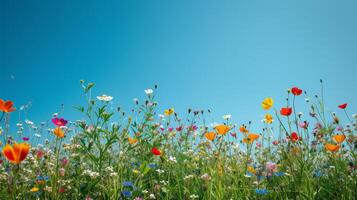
[22,137,30,141]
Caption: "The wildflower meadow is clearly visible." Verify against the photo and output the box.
[0,80,356,200]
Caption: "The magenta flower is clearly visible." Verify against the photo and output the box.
[272,141,279,146]
[52,117,68,127]
[22,137,30,141]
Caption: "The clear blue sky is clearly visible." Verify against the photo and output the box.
[1,0,356,134]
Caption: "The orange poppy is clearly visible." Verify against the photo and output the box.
[0,99,16,113]
[215,125,230,135]
[239,126,249,134]
[128,137,138,144]
[243,133,260,144]
[53,127,65,138]
[333,134,346,143]
[205,132,216,141]
[325,143,340,152]
[2,143,30,164]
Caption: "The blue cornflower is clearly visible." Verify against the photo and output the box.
[255,188,268,195]
[274,172,285,177]
[313,170,322,177]
[245,172,254,177]
[121,190,132,198]
[148,163,158,169]
[123,181,134,187]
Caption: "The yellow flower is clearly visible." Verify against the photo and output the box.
[30,187,39,192]
[264,114,273,124]
[262,98,274,110]
[164,108,174,116]
[128,137,138,145]
[205,132,216,141]
[53,127,65,138]
[215,125,230,135]
[133,169,139,174]
[247,166,256,174]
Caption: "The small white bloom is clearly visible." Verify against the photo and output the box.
[97,94,113,102]
[190,194,199,199]
[168,156,177,163]
[149,194,156,199]
[25,120,34,125]
[210,122,219,128]
[222,115,231,120]
[145,89,153,95]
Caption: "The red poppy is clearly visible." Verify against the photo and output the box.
[280,107,292,116]
[0,99,16,113]
[291,87,302,96]
[338,103,347,109]
[290,132,299,142]
[151,147,161,156]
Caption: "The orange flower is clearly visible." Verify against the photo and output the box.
[0,99,16,113]
[205,132,216,141]
[325,143,340,152]
[215,125,230,135]
[2,143,30,164]
[247,166,256,174]
[243,133,260,144]
[128,137,138,144]
[53,127,65,138]
[333,134,346,143]
[239,126,249,134]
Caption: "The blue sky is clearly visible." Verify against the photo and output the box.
[1,0,356,134]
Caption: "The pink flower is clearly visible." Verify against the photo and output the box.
[272,141,280,146]
[256,142,262,148]
[230,132,237,138]
[336,126,343,132]
[266,162,277,172]
[60,157,69,167]
[168,127,174,132]
[190,125,198,131]
[299,121,309,129]
[59,168,65,177]
[176,126,182,131]
[52,118,68,127]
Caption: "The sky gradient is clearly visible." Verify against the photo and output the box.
[1,0,356,134]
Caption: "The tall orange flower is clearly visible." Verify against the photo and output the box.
[2,143,30,164]
[0,99,16,113]
[53,127,65,138]
[243,133,260,144]
[333,134,346,143]
[128,137,138,144]
[205,132,216,141]
[215,125,230,135]
[325,143,340,152]
[239,126,249,134]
